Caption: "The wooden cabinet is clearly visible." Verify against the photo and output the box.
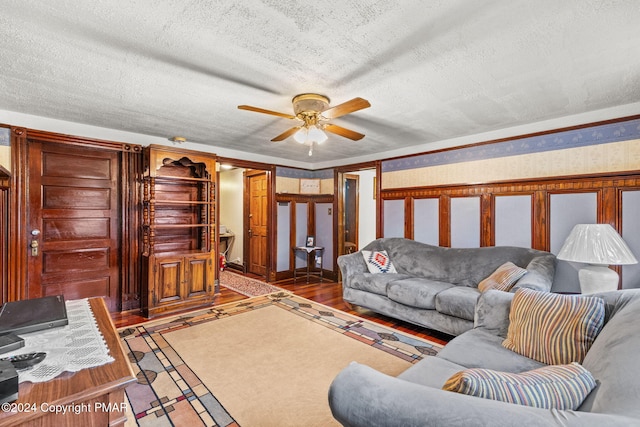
[141,145,217,317]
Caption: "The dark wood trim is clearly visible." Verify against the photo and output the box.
[120,147,143,311]
[532,191,547,250]
[275,193,333,203]
[480,194,493,247]
[217,157,275,172]
[16,127,137,152]
[404,197,413,239]
[267,166,277,282]
[380,171,640,288]
[9,127,28,302]
[289,200,297,275]
[0,157,9,304]
[375,161,383,238]
[334,161,377,173]
[334,169,343,279]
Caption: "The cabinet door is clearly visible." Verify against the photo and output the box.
[184,253,214,298]
[153,256,186,305]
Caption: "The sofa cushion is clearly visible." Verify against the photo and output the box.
[398,356,465,389]
[435,287,480,321]
[387,278,454,310]
[511,255,556,292]
[438,329,546,373]
[442,362,596,410]
[478,262,527,292]
[502,288,605,365]
[362,250,397,273]
[349,273,410,296]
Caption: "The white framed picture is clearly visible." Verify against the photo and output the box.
[300,178,321,194]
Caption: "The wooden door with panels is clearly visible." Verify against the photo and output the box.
[26,140,121,311]
[246,170,268,277]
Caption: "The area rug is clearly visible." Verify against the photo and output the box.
[219,270,284,296]
[119,292,443,426]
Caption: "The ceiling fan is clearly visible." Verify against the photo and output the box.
[238,94,371,155]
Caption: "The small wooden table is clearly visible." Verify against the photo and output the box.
[293,246,325,284]
[0,298,135,427]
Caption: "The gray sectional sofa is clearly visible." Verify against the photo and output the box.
[338,238,556,336]
[328,288,640,426]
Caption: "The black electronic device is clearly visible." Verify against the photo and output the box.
[0,295,68,335]
[0,360,18,403]
[0,333,24,355]
[1,352,46,370]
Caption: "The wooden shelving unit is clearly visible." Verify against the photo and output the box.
[141,145,217,318]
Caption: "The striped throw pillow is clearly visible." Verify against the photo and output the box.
[442,362,596,410]
[478,262,527,292]
[502,288,605,365]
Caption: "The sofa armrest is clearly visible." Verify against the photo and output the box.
[337,251,368,288]
[328,362,634,427]
[473,290,514,337]
[512,254,556,292]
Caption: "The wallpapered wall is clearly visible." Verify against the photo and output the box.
[381,118,640,187]
[275,167,334,194]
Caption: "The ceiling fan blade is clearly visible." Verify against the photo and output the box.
[271,127,300,142]
[238,105,296,120]
[324,124,365,141]
[321,97,371,119]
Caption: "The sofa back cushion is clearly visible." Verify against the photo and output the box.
[578,290,640,418]
[502,289,605,365]
[365,238,552,288]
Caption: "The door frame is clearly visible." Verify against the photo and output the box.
[334,161,380,279]
[8,127,142,309]
[244,169,270,278]
[217,157,276,281]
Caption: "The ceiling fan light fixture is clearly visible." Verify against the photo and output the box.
[294,127,307,144]
[308,125,328,144]
[294,125,327,147]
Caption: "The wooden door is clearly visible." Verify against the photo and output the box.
[344,174,359,253]
[27,141,121,311]
[247,171,268,276]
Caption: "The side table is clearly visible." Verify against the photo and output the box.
[293,246,324,284]
[0,298,135,427]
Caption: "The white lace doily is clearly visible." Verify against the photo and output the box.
[2,298,114,383]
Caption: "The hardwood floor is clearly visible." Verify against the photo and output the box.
[112,273,452,346]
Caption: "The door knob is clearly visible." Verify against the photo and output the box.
[30,240,39,256]
[30,229,41,256]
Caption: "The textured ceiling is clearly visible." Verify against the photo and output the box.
[1,1,639,169]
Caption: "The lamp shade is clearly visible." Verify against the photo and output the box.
[556,224,637,265]
[293,127,308,144]
[307,125,328,143]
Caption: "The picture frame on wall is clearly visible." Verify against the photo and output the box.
[300,178,321,194]
[306,235,315,247]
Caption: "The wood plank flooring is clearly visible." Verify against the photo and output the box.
[112,274,452,346]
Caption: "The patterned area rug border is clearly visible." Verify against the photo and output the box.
[119,292,443,426]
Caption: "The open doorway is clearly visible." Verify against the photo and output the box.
[217,160,273,279]
[337,166,377,258]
